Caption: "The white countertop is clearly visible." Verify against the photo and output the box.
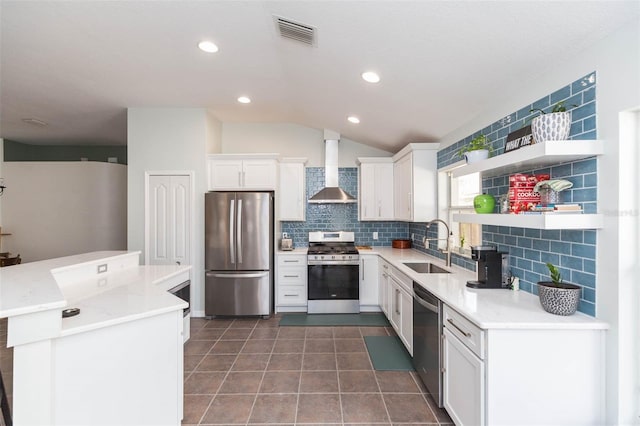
[58,264,189,337]
[366,247,607,330]
[0,251,190,340]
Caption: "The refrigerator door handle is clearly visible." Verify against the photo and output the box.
[237,199,243,264]
[207,272,269,279]
[229,199,235,264]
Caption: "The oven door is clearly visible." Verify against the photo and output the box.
[307,264,359,300]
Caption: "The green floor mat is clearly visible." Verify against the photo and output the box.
[279,313,390,327]
[364,335,414,371]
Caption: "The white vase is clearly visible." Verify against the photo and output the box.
[531,111,571,143]
[464,149,489,163]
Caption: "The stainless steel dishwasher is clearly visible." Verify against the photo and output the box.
[412,282,443,407]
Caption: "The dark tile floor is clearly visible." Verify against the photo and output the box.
[184,316,453,425]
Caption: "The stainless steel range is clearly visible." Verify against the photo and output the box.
[307,231,360,314]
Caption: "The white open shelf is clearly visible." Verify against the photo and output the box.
[453,213,604,230]
[451,140,603,178]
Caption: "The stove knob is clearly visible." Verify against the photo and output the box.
[320,255,324,260]
[331,255,335,260]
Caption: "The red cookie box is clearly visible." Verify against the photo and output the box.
[509,173,550,188]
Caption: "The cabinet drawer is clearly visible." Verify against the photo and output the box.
[277,266,307,285]
[443,305,485,359]
[389,266,412,292]
[277,285,307,304]
[277,254,307,266]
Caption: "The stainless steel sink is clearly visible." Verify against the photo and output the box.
[403,262,451,274]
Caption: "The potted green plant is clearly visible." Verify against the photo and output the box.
[530,101,577,143]
[455,134,493,163]
[458,235,465,254]
[537,262,581,316]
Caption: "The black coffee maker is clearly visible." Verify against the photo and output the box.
[467,245,509,289]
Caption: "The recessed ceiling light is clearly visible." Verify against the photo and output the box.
[237,96,251,104]
[198,40,219,53]
[347,116,360,124]
[361,71,380,83]
[22,118,48,127]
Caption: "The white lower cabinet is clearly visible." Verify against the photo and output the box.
[359,254,380,312]
[442,304,606,426]
[386,265,413,356]
[443,327,485,426]
[378,259,391,316]
[275,253,307,312]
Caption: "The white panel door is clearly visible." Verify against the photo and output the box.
[147,174,191,265]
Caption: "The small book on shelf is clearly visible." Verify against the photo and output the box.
[554,204,582,211]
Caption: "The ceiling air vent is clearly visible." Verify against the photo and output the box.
[274,16,316,46]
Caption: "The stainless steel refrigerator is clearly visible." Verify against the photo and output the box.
[204,191,274,317]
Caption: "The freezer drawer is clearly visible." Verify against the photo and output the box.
[205,271,271,316]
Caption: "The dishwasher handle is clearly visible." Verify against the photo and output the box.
[413,293,440,314]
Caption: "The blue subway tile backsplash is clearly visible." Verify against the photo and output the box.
[283,72,599,317]
[438,71,599,316]
[281,167,409,247]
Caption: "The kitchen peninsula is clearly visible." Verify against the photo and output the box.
[0,251,190,426]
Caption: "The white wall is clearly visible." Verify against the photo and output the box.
[206,109,223,154]
[127,108,208,316]
[221,123,392,166]
[1,161,127,262]
[438,18,640,425]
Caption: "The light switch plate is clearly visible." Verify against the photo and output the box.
[373,232,378,240]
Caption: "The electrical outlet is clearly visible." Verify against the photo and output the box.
[97,264,108,274]
[282,232,289,238]
[373,232,378,240]
[411,233,415,240]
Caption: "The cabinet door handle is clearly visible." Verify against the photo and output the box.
[283,260,299,263]
[395,289,400,315]
[361,259,365,281]
[238,171,242,187]
[441,334,446,373]
[447,318,471,338]
[378,206,381,217]
[283,275,299,278]
[284,293,298,297]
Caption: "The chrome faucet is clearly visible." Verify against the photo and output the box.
[423,219,452,267]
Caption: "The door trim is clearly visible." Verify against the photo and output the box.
[144,171,195,266]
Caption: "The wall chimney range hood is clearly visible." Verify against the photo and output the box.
[308,131,357,204]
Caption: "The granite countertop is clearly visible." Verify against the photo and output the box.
[365,247,608,331]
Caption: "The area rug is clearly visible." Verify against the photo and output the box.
[363,335,414,371]
[279,313,390,327]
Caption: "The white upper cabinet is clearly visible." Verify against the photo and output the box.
[392,143,439,222]
[358,158,394,221]
[278,158,307,221]
[208,155,278,190]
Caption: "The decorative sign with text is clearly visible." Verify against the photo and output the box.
[504,125,536,153]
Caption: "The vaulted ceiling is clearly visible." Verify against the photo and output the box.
[1,1,638,152]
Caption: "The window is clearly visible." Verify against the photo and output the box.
[438,170,482,255]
